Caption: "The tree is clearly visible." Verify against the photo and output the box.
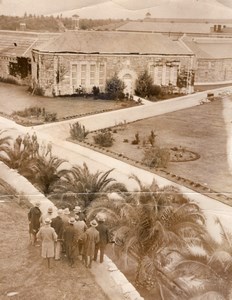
[53,163,127,209]
[30,156,68,195]
[135,70,156,98]
[87,175,207,298]
[0,130,11,159]
[105,74,125,99]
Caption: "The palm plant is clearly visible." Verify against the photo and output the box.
[53,163,128,209]
[29,155,68,195]
[0,130,11,159]
[87,174,208,299]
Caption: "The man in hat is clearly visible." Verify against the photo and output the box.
[82,219,99,269]
[63,217,76,267]
[36,218,57,268]
[51,209,64,261]
[94,213,109,263]
[40,206,54,226]
[74,214,87,260]
[28,201,42,245]
[73,205,85,221]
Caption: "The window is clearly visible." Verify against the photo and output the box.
[81,64,87,86]
[71,64,78,86]
[99,64,105,86]
[90,64,96,85]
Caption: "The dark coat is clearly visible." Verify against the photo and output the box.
[51,216,64,239]
[82,227,99,256]
[96,222,109,246]
[28,206,42,234]
[63,224,76,259]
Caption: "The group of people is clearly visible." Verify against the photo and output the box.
[28,201,110,269]
[14,132,53,158]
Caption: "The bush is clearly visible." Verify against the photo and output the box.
[44,112,57,122]
[70,122,89,141]
[34,86,45,96]
[93,130,114,147]
[12,106,41,118]
[105,74,125,100]
[0,76,19,85]
[142,146,170,168]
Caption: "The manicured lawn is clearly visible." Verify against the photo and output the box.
[0,82,136,121]
[85,97,232,197]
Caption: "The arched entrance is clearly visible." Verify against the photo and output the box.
[123,73,133,95]
[118,69,137,96]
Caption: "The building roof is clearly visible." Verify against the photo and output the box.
[182,37,232,59]
[116,21,215,34]
[33,30,193,56]
[0,31,59,58]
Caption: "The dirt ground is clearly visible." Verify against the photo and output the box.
[86,98,232,196]
[0,198,109,300]
[0,82,136,120]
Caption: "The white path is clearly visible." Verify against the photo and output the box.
[1,86,232,242]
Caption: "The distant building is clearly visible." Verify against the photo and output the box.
[0,31,58,85]
[31,30,194,97]
[182,36,232,85]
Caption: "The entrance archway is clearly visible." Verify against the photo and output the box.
[118,69,137,96]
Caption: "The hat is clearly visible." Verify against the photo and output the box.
[90,219,98,227]
[96,212,106,222]
[73,206,81,213]
[47,207,53,213]
[69,217,76,224]
[63,208,70,215]
[44,218,51,224]
[57,209,63,215]
[35,201,41,207]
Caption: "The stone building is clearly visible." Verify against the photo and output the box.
[182,36,232,85]
[0,31,58,85]
[31,30,194,97]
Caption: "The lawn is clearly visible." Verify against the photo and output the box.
[0,180,109,300]
[84,97,232,199]
[0,82,137,124]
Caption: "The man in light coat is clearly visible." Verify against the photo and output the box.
[36,218,57,268]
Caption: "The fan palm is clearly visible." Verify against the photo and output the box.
[53,163,128,208]
[0,130,11,158]
[30,155,68,195]
[87,174,207,299]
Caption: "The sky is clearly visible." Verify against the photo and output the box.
[0,0,232,18]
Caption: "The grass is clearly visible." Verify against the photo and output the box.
[0,180,109,300]
[83,97,232,199]
[0,82,137,124]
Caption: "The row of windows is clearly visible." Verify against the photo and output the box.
[71,63,105,87]
[149,65,178,85]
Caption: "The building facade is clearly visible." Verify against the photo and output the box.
[31,31,194,97]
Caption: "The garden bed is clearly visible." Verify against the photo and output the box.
[68,97,232,205]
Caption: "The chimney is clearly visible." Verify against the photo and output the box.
[72,14,80,30]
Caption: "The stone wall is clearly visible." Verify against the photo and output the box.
[196,58,232,83]
[0,55,31,85]
[31,50,193,97]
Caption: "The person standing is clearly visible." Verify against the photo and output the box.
[94,214,109,263]
[63,217,76,267]
[73,205,85,221]
[74,214,87,260]
[28,200,42,245]
[36,218,57,268]
[82,219,99,269]
[51,209,64,261]
[45,141,53,157]
[40,206,54,226]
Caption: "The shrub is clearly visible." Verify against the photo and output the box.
[92,86,100,98]
[105,74,125,100]
[70,122,89,141]
[44,112,57,122]
[0,76,19,85]
[131,132,140,145]
[34,86,45,96]
[93,130,114,147]
[142,146,170,168]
